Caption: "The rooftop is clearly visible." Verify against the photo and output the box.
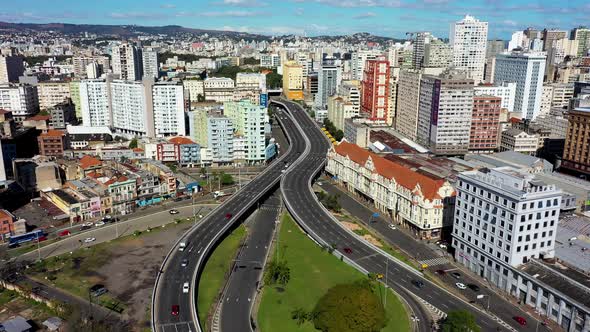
[555,215,590,274]
[168,136,196,145]
[79,155,102,170]
[40,129,65,137]
[52,189,79,205]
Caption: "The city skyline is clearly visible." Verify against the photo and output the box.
[1,0,589,38]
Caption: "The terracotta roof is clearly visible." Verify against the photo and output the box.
[27,115,51,121]
[40,129,65,137]
[86,171,104,179]
[168,136,196,145]
[509,117,521,124]
[333,141,451,200]
[0,109,11,115]
[104,175,129,186]
[133,148,144,152]
[79,155,102,170]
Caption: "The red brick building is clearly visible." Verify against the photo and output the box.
[0,209,16,241]
[361,59,390,123]
[37,129,67,157]
[469,95,502,152]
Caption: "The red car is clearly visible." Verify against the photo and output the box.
[225,213,233,220]
[58,230,71,237]
[513,316,527,326]
[171,305,179,316]
[343,247,353,254]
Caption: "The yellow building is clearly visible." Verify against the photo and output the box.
[282,61,304,100]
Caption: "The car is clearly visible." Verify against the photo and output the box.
[376,273,384,279]
[94,221,105,227]
[82,222,93,227]
[225,213,233,220]
[455,282,467,290]
[439,243,448,249]
[388,224,397,230]
[435,269,446,275]
[451,272,461,279]
[80,225,91,231]
[412,280,425,288]
[90,284,107,297]
[58,230,71,237]
[513,316,527,326]
[169,209,179,215]
[343,247,353,254]
[83,237,96,243]
[181,259,188,267]
[182,282,189,293]
[171,305,180,316]
[179,242,187,251]
[467,284,480,292]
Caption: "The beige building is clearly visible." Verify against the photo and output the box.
[38,81,71,110]
[395,69,422,141]
[500,128,539,155]
[282,61,303,100]
[183,79,204,101]
[327,96,357,131]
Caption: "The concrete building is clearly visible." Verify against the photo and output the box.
[327,96,357,131]
[183,79,204,102]
[571,27,590,56]
[450,15,488,84]
[412,32,433,69]
[86,62,102,79]
[110,80,151,137]
[282,61,304,100]
[38,81,71,110]
[79,79,111,127]
[343,118,370,148]
[0,53,24,84]
[423,40,452,69]
[48,102,76,129]
[0,209,17,241]
[494,52,546,120]
[417,71,474,155]
[207,115,234,165]
[561,107,590,177]
[73,56,110,78]
[540,85,555,116]
[543,29,568,52]
[315,63,342,109]
[550,83,575,109]
[69,81,82,120]
[351,50,383,81]
[260,53,280,68]
[112,43,142,81]
[37,130,67,157]
[223,100,267,164]
[395,69,422,141]
[204,77,234,102]
[142,47,159,79]
[500,128,539,155]
[236,73,267,92]
[0,84,39,122]
[152,82,185,137]
[338,80,361,113]
[474,82,516,114]
[469,95,502,152]
[361,59,390,123]
[326,141,456,239]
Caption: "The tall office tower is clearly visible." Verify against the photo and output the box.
[142,47,159,79]
[388,76,398,127]
[474,82,517,114]
[486,40,505,58]
[542,29,568,52]
[351,50,382,80]
[412,32,432,69]
[395,70,422,140]
[453,167,562,278]
[79,79,111,127]
[315,63,342,108]
[423,40,452,69]
[152,82,185,137]
[73,56,110,78]
[223,100,266,163]
[296,52,312,82]
[360,59,390,123]
[0,84,39,122]
[207,115,234,164]
[0,53,24,84]
[417,70,474,155]
[571,27,590,56]
[494,52,546,120]
[450,15,488,84]
[524,27,541,40]
[112,43,143,81]
[469,95,502,152]
[110,80,151,136]
[508,31,526,51]
[338,80,361,113]
[69,81,82,120]
[282,61,304,100]
[561,106,590,176]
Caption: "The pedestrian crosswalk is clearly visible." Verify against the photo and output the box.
[418,257,449,267]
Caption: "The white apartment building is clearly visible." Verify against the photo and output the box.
[315,63,342,108]
[260,54,280,68]
[0,54,24,84]
[110,80,151,136]
[338,80,361,113]
[351,50,382,80]
[0,84,39,122]
[236,73,267,92]
[539,85,554,116]
[183,79,204,101]
[153,83,185,137]
[450,15,488,84]
[73,56,110,78]
[508,31,526,51]
[453,166,561,269]
[500,128,539,155]
[79,79,111,127]
[112,43,142,81]
[223,100,267,163]
[423,40,453,69]
[395,70,422,141]
[38,81,71,110]
[204,77,235,102]
[474,82,517,113]
[327,96,357,131]
[142,47,159,79]
[207,115,234,164]
[86,62,101,79]
[326,141,456,239]
[550,83,574,108]
[494,52,546,120]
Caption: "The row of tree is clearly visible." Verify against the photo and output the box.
[323,119,344,141]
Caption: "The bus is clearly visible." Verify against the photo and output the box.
[8,229,47,246]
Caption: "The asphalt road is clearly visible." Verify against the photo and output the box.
[275,99,519,332]
[219,191,282,332]
[152,107,305,332]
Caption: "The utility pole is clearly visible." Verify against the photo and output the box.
[384,258,388,307]
[36,235,41,261]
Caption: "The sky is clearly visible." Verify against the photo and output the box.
[1,0,589,39]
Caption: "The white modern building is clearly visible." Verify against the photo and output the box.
[153,82,185,137]
[450,15,488,84]
[260,54,281,68]
[207,115,234,164]
[223,100,267,164]
[0,84,39,122]
[315,63,342,108]
[236,73,267,93]
[79,79,111,127]
[112,43,142,81]
[494,52,546,120]
[142,47,159,79]
[474,82,517,113]
[351,50,382,80]
[110,80,150,136]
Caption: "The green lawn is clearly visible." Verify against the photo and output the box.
[257,213,410,332]
[197,224,247,329]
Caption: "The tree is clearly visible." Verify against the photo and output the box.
[128,138,138,149]
[220,172,234,185]
[38,110,49,116]
[242,57,259,65]
[266,70,282,89]
[312,282,386,332]
[441,310,481,332]
[263,259,290,286]
[291,307,308,326]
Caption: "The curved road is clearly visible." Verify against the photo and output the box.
[275,99,519,332]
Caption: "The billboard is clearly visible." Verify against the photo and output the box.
[260,93,268,107]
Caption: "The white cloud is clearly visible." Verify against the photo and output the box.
[353,12,377,19]
[212,0,268,7]
[176,10,265,17]
[160,3,176,9]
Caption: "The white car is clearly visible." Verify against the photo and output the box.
[182,282,190,293]
[94,221,105,227]
[181,259,188,267]
[455,282,467,290]
[169,209,179,215]
[82,222,93,227]
[83,237,96,243]
[388,224,396,230]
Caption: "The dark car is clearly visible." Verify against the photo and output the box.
[451,272,461,279]
[343,247,353,254]
[80,225,91,231]
[171,305,179,316]
[90,284,107,297]
[513,316,527,326]
[467,284,480,292]
[412,280,425,288]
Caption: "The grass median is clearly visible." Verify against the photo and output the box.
[197,224,247,330]
[257,213,410,332]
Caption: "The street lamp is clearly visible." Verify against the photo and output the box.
[476,294,490,311]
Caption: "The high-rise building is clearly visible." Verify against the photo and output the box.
[542,29,568,52]
[452,167,562,273]
[79,79,111,127]
[417,71,474,155]
[69,81,82,120]
[327,96,358,131]
[494,52,546,120]
[571,27,590,57]
[549,83,574,109]
[338,80,361,113]
[86,62,102,79]
[508,31,526,51]
[351,50,382,80]
[142,47,159,79]
[110,80,151,136]
[282,61,303,100]
[395,70,422,141]
[412,32,432,69]
[486,40,505,58]
[152,82,185,137]
[561,107,590,176]
[469,95,501,152]
[315,63,342,108]
[0,84,39,122]
[450,15,488,84]
[361,59,390,123]
[474,82,516,114]
[423,40,453,69]
[38,81,71,110]
[72,56,110,78]
[260,54,281,68]
[112,43,143,81]
[223,100,266,163]
[207,115,234,164]
[0,53,24,84]
[539,85,554,116]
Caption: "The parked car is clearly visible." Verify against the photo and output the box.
[467,284,480,292]
[388,224,396,230]
[412,280,425,288]
[82,222,93,227]
[94,221,105,227]
[90,284,107,297]
[83,237,96,243]
[58,230,71,237]
[343,247,353,254]
[80,225,91,231]
[182,282,189,293]
[451,272,461,279]
[513,316,527,326]
[455,282,467,290]
[171,305,179,316]
[169,209,179,215]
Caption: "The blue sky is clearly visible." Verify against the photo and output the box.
[2,0,589,38]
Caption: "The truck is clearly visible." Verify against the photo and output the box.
[213,190,232,199]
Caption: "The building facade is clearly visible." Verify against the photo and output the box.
[450,15,488,84]
[469,95,502,152]
[0,84,39,122]
[361,59,390,123]
[474,82,516,114]
[282,61,304,100]
[561,107,590,176]
[395,70,422,141]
